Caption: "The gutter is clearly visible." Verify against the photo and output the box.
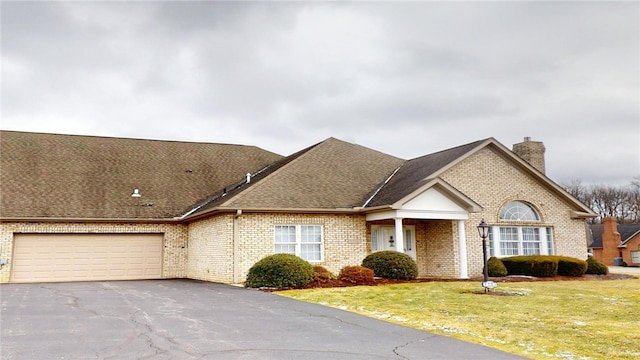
[0,217,179,224]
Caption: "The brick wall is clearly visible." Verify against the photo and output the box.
[621,235,640,265]
[0,222,188,283]
[417,220,458,277]
[234,213,367,283]
[440,146,589,276]
[187,214,234,283]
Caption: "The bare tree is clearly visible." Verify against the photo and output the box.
[562,177,640,224]
[627,176,640,223]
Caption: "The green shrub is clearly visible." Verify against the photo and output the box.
[486,257,508,277]
[338,266,374,285]
[501,256,558,277]
[312,265,336,283]
[361,251,418,280]
[245,254,314,288]
[556,256,587,277]
[586,257,609,275]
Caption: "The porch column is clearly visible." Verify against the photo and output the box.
[394,217,405,253]
[457,220,469,278]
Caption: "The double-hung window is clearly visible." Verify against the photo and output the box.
[489,201,554,257]
[274,225,323,262]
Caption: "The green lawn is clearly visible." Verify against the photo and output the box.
[278,280,640,359]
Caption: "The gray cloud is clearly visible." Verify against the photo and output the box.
[1,1,638,186]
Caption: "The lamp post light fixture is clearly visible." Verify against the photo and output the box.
[477,219,497,292]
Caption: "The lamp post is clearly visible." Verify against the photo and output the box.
[477,219,496,292]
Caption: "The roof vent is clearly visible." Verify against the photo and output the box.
[246,173,251,183]
[131,189,141,197]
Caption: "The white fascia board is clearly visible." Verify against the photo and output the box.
[396,209,469,220]
[365,209,469,221]
[366,210,399,221]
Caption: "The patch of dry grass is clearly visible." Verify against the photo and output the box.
[278,280,640,359]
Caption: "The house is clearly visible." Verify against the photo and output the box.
[0,131,596,284]
[588,217,640,266]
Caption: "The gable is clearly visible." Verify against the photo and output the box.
[365,178,482,221]
[440,145,595,220]
[403,187,467,212]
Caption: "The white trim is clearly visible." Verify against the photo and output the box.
[274,224,324,262]
[366,209,469,221]
[457,220,468,279]
[491,225,553,256]
[394,218,405,256]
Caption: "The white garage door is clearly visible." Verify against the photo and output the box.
[11,234,163,283]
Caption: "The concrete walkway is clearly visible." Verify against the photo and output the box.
[1,280,525,360]
[608,266,640,275]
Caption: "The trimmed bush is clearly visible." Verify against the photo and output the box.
[312,265,336,283]
[586,257,609,275]
[361,251,418,280]
[556,256,587,277]
[245,254,314,288]
[501,256,558,277]
[338,266,374,285]
[486,256,508,277]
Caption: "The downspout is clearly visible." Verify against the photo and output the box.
[233,209,242,283]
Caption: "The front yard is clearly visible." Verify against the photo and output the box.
[279,279,640,360]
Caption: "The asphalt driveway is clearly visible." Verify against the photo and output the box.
[1,280,525,359]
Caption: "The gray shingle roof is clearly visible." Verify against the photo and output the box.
[2,131,593,222]
[365,139,486,207]
[209,138,405,211]
[0,131,282,219]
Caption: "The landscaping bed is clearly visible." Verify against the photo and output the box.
[268,272,636,291]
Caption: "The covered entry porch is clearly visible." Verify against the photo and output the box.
[364,180,482,278]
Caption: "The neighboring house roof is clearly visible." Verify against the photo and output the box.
[588,223,640,248]
[0,131,282,219]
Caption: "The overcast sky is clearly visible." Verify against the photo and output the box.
[2,1,638,186]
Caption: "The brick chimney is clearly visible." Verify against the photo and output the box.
[512,137,546,174]
[601,217,622,266]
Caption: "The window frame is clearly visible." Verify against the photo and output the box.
[489,200,552,257]
[489,226,553,257]
[274,224,324,262]
[499,201,541,222]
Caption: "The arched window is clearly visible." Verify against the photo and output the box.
[499,201,540,221]
[488,201,553,257]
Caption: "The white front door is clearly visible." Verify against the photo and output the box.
[371,225,416,260]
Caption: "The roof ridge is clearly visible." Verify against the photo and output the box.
[0,129,276,150]
[408,138,491,161]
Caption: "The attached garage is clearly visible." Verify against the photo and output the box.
[11,234,163,283]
